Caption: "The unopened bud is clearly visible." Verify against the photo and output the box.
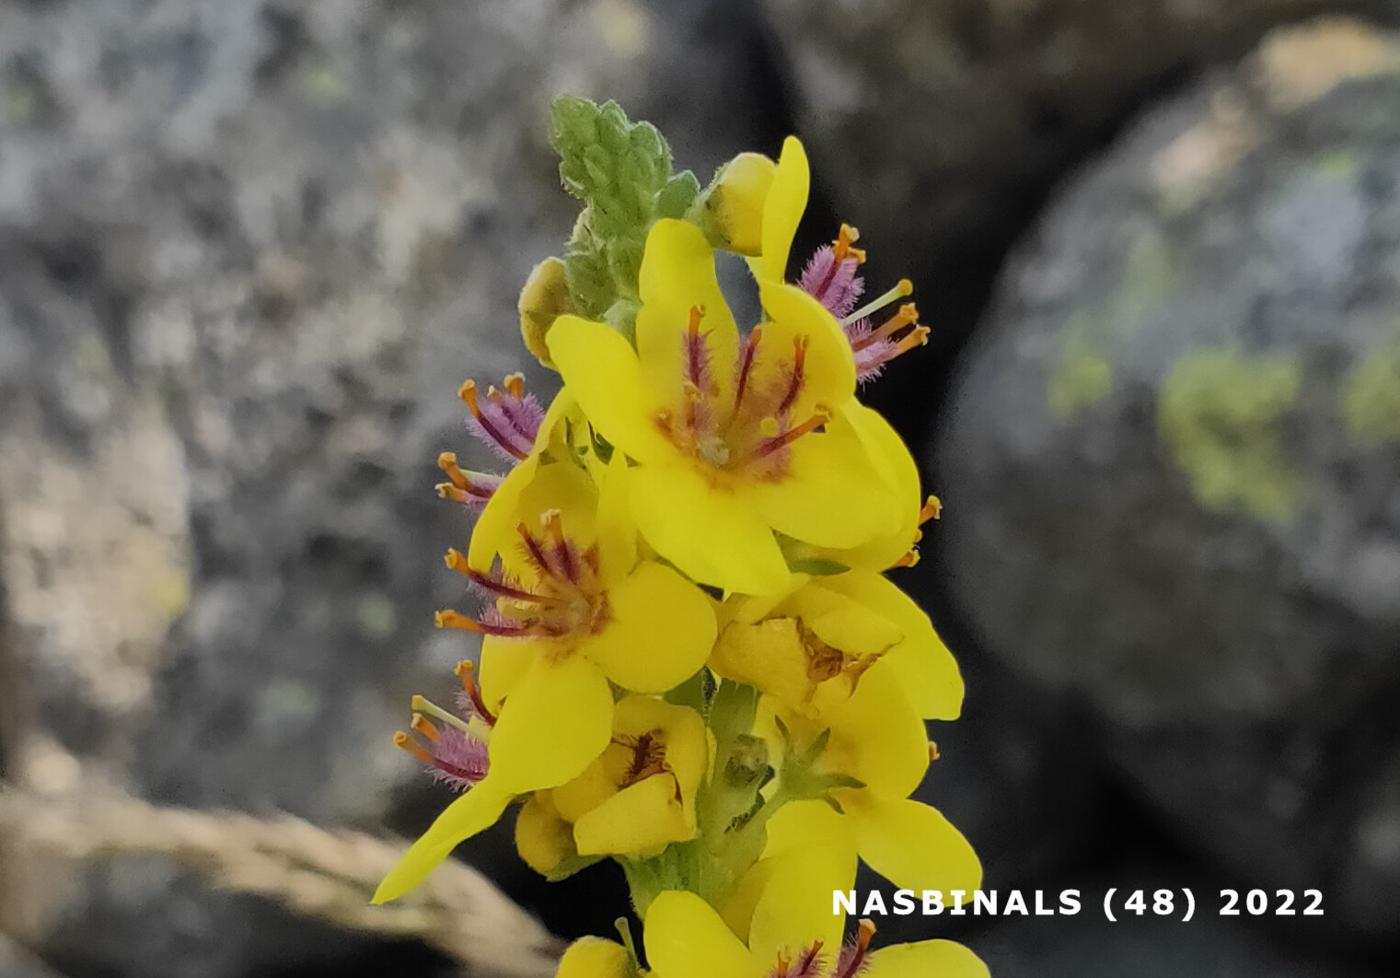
[518,256,572,370]
[694,152,776,256]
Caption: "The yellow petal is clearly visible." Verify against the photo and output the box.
[515,793,576,877]
[757,278,855,405]
[468,452,597,576]
[748,850,851,967]
[762,798,853,861]
[596,451,638,585]
[710,618,812,708]
[751,135,809,283]
[551,751,623,823]
[574,774,692,856]
[582,562,716,693]
[468,451,539,571]
[849,794,983,895]
[488,654,614,793]
[555,937,634,978]
[477,637,537,712]
[822,572,963,721]
[751,412,898,551]
[720,856,777,942]
[825,658,928,797]
[628,460,790,594]
[637,219,739,409]
[706,152,777,256]
[785,583,903,656]
[372,777,513,904]
[864,940,990,978]
[612,696,709,814]
[644,891,763,978]
[547,314,673,464]
[831,402,923,569]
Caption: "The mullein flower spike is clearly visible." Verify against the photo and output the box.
[376,96,988,977]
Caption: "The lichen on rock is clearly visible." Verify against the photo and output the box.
[1157,349,1304,523]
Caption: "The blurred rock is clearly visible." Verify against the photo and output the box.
[760,0,1398,281]
[936,18,1400,939]
[0,0,775,973]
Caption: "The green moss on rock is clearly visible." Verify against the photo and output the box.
[1343,339,1400,447]
[1158,349,1304,523]
[1050,336,1113,419]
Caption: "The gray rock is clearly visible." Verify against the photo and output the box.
[0,0,776,973]
[760,0,1400,278]
[935,19,1400,939]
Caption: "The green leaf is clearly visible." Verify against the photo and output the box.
[548,96,681,331]
[656,170,700,219]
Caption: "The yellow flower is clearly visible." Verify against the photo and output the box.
[749,137,935,392]
[518,695,710,875]
[644,888,988,978]
[546,218,901,595]
[715,570,963,721]
[712,588,978,895]
[375,451,716,904]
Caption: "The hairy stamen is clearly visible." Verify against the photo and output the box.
[841,278,913,327]
[750,407,830,460]
[460,379,529,461]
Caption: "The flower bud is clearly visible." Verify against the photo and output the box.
[695,152,776,256]
[518,256,573,369]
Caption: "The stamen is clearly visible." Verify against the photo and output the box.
[892,548,920,569]
[685,306,707,387]
[410,713,442,743]
[435,608,549,638]
[851,304,919,352]
[928,741,940,762]
[412,694,473,734]
[449,553,554,603]
[841,278,913,327]
[393,731,434,765]
[833,920,876,978]
[460,379,529,461]
[454,660,497,726]
[617,729,668,786]
[776,335,809,416]
[488,379,543,447]
[833,223,866,265]
[541,509,578,584]
[437,453,498,498]
[750,407,829,460]
[733,327,762,412]
[516,522,556,580]
[919,495,942,524]
[888,324,930,358]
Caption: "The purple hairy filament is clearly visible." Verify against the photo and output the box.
[768,918,876,978]
[460,373,544,463]
[435,512,609,644]
[658,306,830,483]
[394,674,492,792]
[799,224,930,385]
[433,373,543,511]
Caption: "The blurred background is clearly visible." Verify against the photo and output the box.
[1,0,1398,975]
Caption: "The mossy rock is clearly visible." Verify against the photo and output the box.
[935,19,1400,940]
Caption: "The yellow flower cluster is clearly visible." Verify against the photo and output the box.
[376,130,988,978]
